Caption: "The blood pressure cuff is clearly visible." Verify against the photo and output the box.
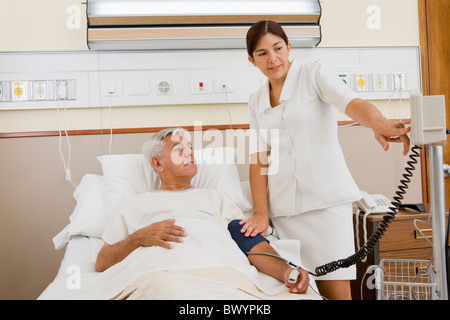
[227,219,269,255]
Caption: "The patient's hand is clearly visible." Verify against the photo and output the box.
[96,219,187,272]
[133,218,187,249]
[284,268,309,294]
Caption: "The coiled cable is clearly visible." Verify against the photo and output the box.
[312,145,422,277]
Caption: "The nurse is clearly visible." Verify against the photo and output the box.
[240,20,410,300]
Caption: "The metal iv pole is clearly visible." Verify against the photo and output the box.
[409,92,448,300]
[428,144,448,300]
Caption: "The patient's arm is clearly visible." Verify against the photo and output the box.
[95,239,138,272]
[95,219,187,272]
[228,219,309,293]
[248,241,309,294]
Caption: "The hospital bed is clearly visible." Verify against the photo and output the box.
[38,147,321,300]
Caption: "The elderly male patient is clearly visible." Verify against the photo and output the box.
[95,128,309,294]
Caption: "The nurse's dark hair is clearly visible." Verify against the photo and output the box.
[246,20,289,58]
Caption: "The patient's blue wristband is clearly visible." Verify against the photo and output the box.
[227,219,269,255]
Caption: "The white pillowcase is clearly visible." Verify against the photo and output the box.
[53,174,107,250]
[53,147,252,249]
[192,147,252,212]
[98,153,160,217]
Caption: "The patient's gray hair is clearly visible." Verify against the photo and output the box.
[142,128,190,164]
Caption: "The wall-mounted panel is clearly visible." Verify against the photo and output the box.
[0,47,421,110]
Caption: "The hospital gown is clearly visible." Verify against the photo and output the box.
[102,187,245,245]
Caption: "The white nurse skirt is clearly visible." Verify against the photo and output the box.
[271,202,356,281]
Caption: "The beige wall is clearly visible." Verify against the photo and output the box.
[319,0,419,47]
[0,0,420,52]
[0,0,88,51]
[0,104,251,133]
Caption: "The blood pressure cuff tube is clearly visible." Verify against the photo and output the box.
[227,219,269,255]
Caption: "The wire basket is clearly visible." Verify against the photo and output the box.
[375,259,437,300]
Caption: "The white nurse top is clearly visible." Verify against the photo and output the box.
[249,60,362,218]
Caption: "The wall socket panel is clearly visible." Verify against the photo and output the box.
[100,80,123,97]
[191,80,212,94]
[392,72,407,91]
[0,47,421,109]
[0,79,75,101]
[213,79,234,93]
[339,72,407,92]
[11,80,31,101]
[356,74,368,91]
[373,73,387,91]
[34,80,48,100]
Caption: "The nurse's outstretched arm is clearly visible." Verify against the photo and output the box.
[240,152,270,237]
[345,98,411,156]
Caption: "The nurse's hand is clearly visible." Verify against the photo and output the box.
[239,214,269,237]
[346,98,410,156]
[372,118,411,156]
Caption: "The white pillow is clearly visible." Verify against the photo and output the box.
[193,147,252,212]
[98,153,160,217]
[53,174,108,249]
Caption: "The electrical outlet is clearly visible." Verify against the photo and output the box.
[100,80,123,97]
[373,73,386,91]
[34,80,47,100]
[392,72,406,91]
[356,74,368,92]
[213,79,234,93]
[11,80,29,101]
[56,80,68,99]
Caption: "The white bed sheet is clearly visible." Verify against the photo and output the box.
[41,234,321,300]
[55,235,103,278]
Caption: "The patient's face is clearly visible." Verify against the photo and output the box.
[159,134,197,179]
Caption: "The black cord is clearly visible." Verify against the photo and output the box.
[312,145,422,277]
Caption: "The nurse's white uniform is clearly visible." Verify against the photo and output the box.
[248,60,363,280]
